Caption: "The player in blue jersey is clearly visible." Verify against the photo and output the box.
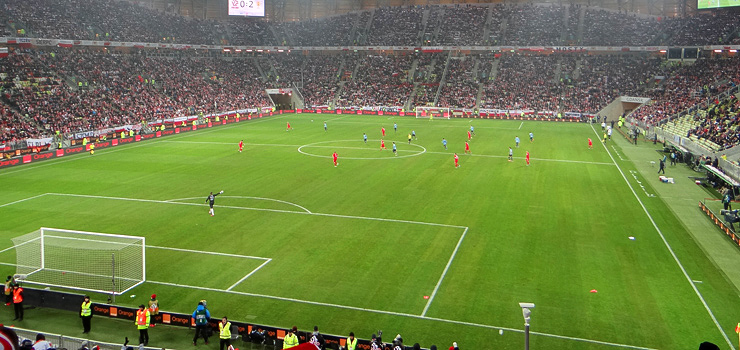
[324,121,327,132]
[442,138,447,150]
[470,125,475,136]
[412,130,417,140]
[515,136,520,148]
[529,132,534,143]
[363,133,368,144]
[394,123,397,133]
[392,142,397,156]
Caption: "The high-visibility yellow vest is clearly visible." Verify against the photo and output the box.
[136,309,150,329]
[220,321,231,339]
[81,301,92,316]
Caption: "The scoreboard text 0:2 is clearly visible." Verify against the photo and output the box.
[228,0,265,17]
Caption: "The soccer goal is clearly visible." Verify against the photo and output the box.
[11,228,145,295]
[415,106,451,119]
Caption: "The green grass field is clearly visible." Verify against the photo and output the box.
[1,114,740,350]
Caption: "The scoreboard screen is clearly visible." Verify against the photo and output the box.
[698,0,740,9]
[229,0,265,17]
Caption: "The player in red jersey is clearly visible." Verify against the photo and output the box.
[588,138,593,149]
[238,140,244,153]
[333,152,338,167]
[381,127,386,137]
[454,153,460,168]
[286,122,292,131]
[525,151,530,166]
[380,139,387,150]
[464,141,471,154]
[467,130,472,140]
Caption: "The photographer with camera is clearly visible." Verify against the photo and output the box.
[721,208,740,231]
[308,326,325,350]
[723,192,733,210]
[370,333,382,350]
[250,327,267,344]
[392,334,403,350]
[192,301,211,345]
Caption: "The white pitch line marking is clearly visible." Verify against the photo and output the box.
[45,193,466,229]
[591,124,734,349]
[145,279,656,350]
[518,121,524,129]
[227,258,272,291]
[324,115,348,122]
[298,140,427,160]
[160,141,303,148]
[693,280,703,284]
[424,151,614,166]
[165,196,312,214]
[147,245,270,261]
[0,193,49,208]
[421,227,468,317]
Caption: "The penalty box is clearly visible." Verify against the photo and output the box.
[0,193,467,313]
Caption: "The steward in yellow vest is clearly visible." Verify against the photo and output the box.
[80,295,92,333]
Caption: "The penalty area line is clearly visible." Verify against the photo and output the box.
[421,226,468,317]
[227,258,272,291]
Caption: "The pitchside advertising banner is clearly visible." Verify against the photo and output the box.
[0,111,275,170]
[23,288,387,350]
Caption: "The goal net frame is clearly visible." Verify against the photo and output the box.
[11,227,146,295]
[415,106,451,119]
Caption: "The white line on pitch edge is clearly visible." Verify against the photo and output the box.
[518,121,524,129]
[146,279,655,350]
[421,226,468,317]
[591,124,734,349]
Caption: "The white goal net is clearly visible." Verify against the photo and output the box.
[11,228,145,295]
[415,106,450,119]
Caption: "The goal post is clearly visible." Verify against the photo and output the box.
[11,228,146,295]
[415,106,451,119]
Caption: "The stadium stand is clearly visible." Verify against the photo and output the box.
[2,1,740,149]
[437,56,478,109]
[366,7,424,46]
[336,54,414,108]
[1,1,739,46]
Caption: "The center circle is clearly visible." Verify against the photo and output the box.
[297,140,427,160]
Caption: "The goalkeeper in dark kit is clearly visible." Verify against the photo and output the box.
[206,190,223,216]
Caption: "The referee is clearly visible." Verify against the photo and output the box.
[206,190,223,216]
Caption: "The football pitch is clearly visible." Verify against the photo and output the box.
[1,114,739,350]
